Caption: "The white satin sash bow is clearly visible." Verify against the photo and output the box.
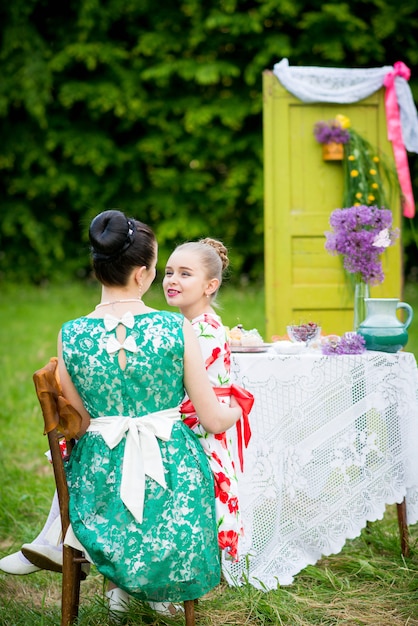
[87,408,181,523]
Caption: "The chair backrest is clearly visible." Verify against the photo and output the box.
[33,357,82,540]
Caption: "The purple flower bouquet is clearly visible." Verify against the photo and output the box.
[322,332,366,355]
[324,205,398,285]
[314,120,350,145]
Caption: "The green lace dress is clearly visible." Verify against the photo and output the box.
[62,310,220,602]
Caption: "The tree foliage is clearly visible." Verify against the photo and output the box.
[0,0,417,282]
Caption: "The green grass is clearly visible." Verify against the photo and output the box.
[1,280,418,625]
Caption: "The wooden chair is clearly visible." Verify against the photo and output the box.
[33,357,197,626]
[33,357,88,625]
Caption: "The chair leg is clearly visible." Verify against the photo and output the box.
[397,498,410,557]
[184,599,196,626]
[61,546,82,626]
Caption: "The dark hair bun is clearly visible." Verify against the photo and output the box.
[89,210,133,256]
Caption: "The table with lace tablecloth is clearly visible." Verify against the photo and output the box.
[221,350,418,590]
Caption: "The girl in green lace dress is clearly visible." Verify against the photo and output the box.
[58,210,242,616]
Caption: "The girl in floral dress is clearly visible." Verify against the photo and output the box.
[164,239,253,562]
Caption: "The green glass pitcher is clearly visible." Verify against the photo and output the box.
[358,298,413,353]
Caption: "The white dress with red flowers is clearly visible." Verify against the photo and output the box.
[183,312,243,562]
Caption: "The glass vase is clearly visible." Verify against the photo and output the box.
[353,280,370,331]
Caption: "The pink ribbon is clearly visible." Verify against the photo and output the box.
[383,61,415,218]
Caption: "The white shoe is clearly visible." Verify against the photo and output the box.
[21,543,63,573]
[148,601,185,616]
[0,551,41,575]
[22,541,90,579]
[106,587,130,613]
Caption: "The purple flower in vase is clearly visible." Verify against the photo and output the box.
[324,205,398,286]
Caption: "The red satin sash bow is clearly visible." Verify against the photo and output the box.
[180,384,254,472]
[383,61,415,218]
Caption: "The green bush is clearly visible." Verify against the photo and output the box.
[0,0,417,283]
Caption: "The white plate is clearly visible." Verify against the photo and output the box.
[231,344,272,353]
[271,341,306,355]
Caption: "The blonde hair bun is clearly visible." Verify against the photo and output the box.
[199,238,229,272]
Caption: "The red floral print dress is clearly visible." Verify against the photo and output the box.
[182,312,243,562]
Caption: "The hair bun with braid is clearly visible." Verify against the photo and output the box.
[199,238,229,272]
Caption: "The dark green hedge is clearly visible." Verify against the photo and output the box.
[1,0,417,282]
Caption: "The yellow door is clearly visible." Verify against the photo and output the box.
[263,70,402,339]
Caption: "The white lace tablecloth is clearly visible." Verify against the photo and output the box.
[222,350,418,589]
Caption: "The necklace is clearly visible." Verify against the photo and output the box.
[95,298,143,310]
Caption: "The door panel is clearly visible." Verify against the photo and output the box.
[263,70,402,338]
